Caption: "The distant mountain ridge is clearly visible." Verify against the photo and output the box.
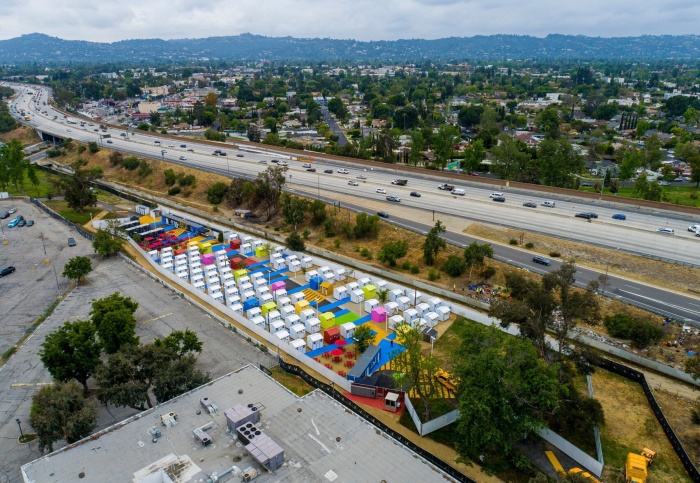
[1,32,699,63]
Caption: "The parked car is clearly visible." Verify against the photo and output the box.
[532,255,551,266]
[8,208,17,214]
[522,202,537,208]
[348,180,359,186]
[0,211,8,219]
[27,220,34,226]
[68,237,76,246]
[386,195,401,202]
[17,219,26,227]
[0,266,16,277]
[377,211,389,218]
[7,217,22,228]
[612,214,627,220]
[410,192,421,197]
[324,169,333,174]
[376,188,387,194]
[659,181,670,186]
[492,196,506,202]
[656,227,675,235]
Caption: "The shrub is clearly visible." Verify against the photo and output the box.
[323,217,336,238]
[401,261,411,270]
[442,255,467,277]
[509,239,518,245]
[218,232,224,243]
[286,232,306,251]
[334,239,341,249]
[109,151,123,166]
[123,156,140,171]
[549,251,561,258]
[164,169,177,186]
[137,160,152,178]
[46,148,62,158]
[428,269,440,281]
[302,229,310,240]
[206,182,229,205]
[410,265,419,274]
[603,313,663,348]
[377,240,409,267]
[88,142,100,153]
[77,145,86,154]
[480,265,496,279]
[360,247,372,259]
[168,186,181,196]
[525,242,534,249]
[178,174,197,187]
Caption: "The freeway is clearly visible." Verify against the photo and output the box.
[5,83,700,324]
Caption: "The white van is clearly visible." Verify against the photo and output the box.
[452,189,466,196]
[541,200,556,208]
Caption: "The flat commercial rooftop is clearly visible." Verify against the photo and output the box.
[21,365,454,483]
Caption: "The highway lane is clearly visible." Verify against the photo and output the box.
[6,84,700,323]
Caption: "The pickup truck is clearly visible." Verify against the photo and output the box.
[438,183,455,191]
[391,179,408,186]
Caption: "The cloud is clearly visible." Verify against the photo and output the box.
[1,0,698,42]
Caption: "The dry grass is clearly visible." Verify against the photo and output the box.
[592,370,692,483]
[0,125,42,145]
[653,389,700,470]
[269,366,314,397]
[465,223,700,294]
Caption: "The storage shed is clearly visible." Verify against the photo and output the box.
[389,289,404,302]
[284,314,301,330]
[274,289,288,301]
[346,281,359,292]
[384,301,399,317]
[357,277,371,287]
[424,312,439,328]
[242,290,256,302]
[350,289,365,304]
[288,259,301,273]
[272,257,286,270]
[416,303,431,318]
[270,320,286,334]
[247,306,262,321]
[396,296,411,311]
[301,257,313,269]
[404,308,419,324]
[267,310,281,325]
[364,298,379,313]
[230,303,243,316]
[305,270,318,282]
[305,317,321,334]
[334,268,347,281]
[339,322,356,339]
[276,296,291,311]
[299,308,316,323]
[259,293,274,306]
[261,302,277,317]
[271,280,286,293]
[320,281,333,296]
[254,245,268,258]
[436,306,451,321]
[388,315,405,329]
[319,312,335,329]
[290,292,305,304]
[234,269,248,280]
[290,339,306,353]
[290,323,306,340]
[242,298,259,312]
[323,327,340,345]
[307,333,323,350]
[280,305,295,320]
[295,299,310,315]
[275,330,290,344]
[251,315,265,329]
[427,297,443,311]
[362,284,377,299]
[371,307,387,323]
[333,286,347,300]
[309,276,323,291]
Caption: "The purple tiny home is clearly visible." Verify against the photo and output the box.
[371,307,387,323]
[271,280,286,292]
[201,253,215,265]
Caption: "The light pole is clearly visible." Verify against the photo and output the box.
[16,418,24,440]
[602,247,618,296]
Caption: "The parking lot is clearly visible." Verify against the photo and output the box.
[0,254,277,482]
[0,199,86,356]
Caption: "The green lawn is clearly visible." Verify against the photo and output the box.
[5,170,57,198]
[44,200,105,225]
[579,184,700,207]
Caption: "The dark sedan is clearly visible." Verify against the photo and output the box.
[532,256,551,266]
[377,211,389,218]
[522,202,537,208]
[492,196,506,202]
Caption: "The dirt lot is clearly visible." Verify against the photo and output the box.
[653,389,700,472]
[0,199,83,357]
[592,370,692,482]
[465,223,700,294]
[0,125,41,145]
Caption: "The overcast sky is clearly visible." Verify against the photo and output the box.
[1,0,698,42]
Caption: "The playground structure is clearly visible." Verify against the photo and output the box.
[545,450,602,483]
[434,368,458,396]
[126,207,456,387]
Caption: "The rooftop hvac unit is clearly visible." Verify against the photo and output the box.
[242,468,259,482]
[200,397,219,414]
[160,412,178,427]
[193,427,213,446]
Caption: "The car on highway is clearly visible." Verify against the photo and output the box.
[612,214,627,220]
[67,128,71,132]
[377,211,389,218]
[575,212,594,219]
[68,237,76,246]
[656,227,675,235]
[337,168,349,174]
[532,255,551,266]
[522,202,537,208]
[376,188,387,194]
[279,161,288,166]
[302,163,312,168]
[348,180,359,186]
[489,192,504,198]
[357,174,367,179]
[324,169,333,174]
[179,156,187,161]
[106,139,113,143]
[306,168,316,172]
[180,144,186,148]
[0,266,16,278]
[659,180,670,186]
[120,132,126,136]
[220,152,227,156]
[492,196,505,202]
[688,224,700,232]
[27,220,34,226]
[168,144,175,148]
[386,195,401,202]
[258,160,267,164]
[187,149,194,152]
[271,159,278,163]
[410,192,421,197]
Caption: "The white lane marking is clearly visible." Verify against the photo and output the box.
[616,289,700,318]
[307,433,331,453]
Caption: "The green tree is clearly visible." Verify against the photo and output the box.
[154,329,203,360]
[352,324,376,354]
[91,293,139,354]
[463,242,494,280]
[29,381,98,453]
[535,107,561,140]
[62,256,93,283]
[255,166,286,220]
[462,139,486,172]
[433,124,460,169]
[62,160,99,213]
[409,130,425,166]
[286,231,306,252]
[88,141,100,154]
[152,354,211,403]
[422,220,446,266]
[617,147,642,181]
[92,228,123,258]
[377,240,409,267]
[686,357,700,381]
[353,212,380,239]
[39,320,101,395]
[308,199,328,226]
[0,139,30,190]
[454,324,559,467]
[538,139,583,188]
[491,134,531,180]
[280,193,308,228]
